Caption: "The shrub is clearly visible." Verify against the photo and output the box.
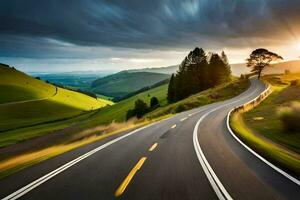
[150,97,159,108]
[290,80,300,87]
[126,99,149,120]
[278,102,300,132]
[174,104,186,113]
[285,69,291,75]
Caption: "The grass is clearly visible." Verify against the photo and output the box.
[241,74,300,154]
[0,66,56,103]
[230,73,300,175]
[0,110,99,147]
[91,71,170,98]
[231,112,300,175]
[0,116,171,179]
[0,65,113,146]
[81,83,169,128]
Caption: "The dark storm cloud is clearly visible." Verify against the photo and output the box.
[1,0,300,58]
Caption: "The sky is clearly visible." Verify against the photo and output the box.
[1,0,300,72]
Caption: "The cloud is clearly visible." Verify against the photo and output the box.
[1,0,300,71]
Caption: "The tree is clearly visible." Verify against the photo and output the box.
[209,53,231,86]
[150,96,159,108]
[167,47,231,103]
[221,51,229,66]
[134,99,148,118]
[246,48,283,79]
[126,99,149,120]
[167,74,176,102]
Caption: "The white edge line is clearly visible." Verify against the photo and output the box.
[192,81,261,200]
[2,118,169,200]
[193,113,232,200]
[226,88,300,186]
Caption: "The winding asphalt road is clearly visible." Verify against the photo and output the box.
[1,78,300,200]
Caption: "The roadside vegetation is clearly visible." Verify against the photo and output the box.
[231,71,300,175]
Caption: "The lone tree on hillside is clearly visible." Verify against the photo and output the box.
[246,48,283,79]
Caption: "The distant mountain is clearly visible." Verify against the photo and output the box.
[28,71,115,91]
[126,63,251,76]
[91,71,170,98]
[265,59,300,74]
[231,60,300,76]
[125,65,179,74]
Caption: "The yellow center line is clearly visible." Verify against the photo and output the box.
[180,117,187,122]
[115,157,147,197]
[171,124,177,129]
[148,143,158,152]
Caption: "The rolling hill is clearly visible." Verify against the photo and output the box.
[0,64,113,133]
[125,65,179,74]
[91,71,170,98]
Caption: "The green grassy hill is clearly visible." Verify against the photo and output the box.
[230,73,300,174]
[91,71,170,98]
[0,65,56,103]
[0,64,113,133]
[85,83,168,126]
[242,73,300,153]
[83,77,249,129]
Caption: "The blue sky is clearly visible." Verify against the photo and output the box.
[1,0,300,72]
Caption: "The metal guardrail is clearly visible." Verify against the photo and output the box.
[231,81,272,114]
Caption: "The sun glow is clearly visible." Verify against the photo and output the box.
[297,42,300,50]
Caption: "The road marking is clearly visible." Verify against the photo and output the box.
[171,124,177,129]
[115,157,147,197]
[180,117,187,122]
[1,119,169,200]
[149,143,158,152]
[188,113,194,117]
[193,83,260,200]
[226,88,300,186]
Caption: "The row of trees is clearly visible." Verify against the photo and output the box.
[167,48,231,102]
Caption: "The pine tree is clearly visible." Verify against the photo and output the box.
[209,53,231,86]
[221,51,229,65]
[167,74,176,102]
[166,48,231,103]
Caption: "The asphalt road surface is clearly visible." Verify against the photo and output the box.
[1,78,300,200]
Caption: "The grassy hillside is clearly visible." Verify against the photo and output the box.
[84,83,168,127]
[0,64,113,134]
[0,65,56,103]
[231,59,300,77]
[230,73,300,174]
[82,77,249,129]
[126,65,178,74]
[91,71,170,98]
[242,73,300,153]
